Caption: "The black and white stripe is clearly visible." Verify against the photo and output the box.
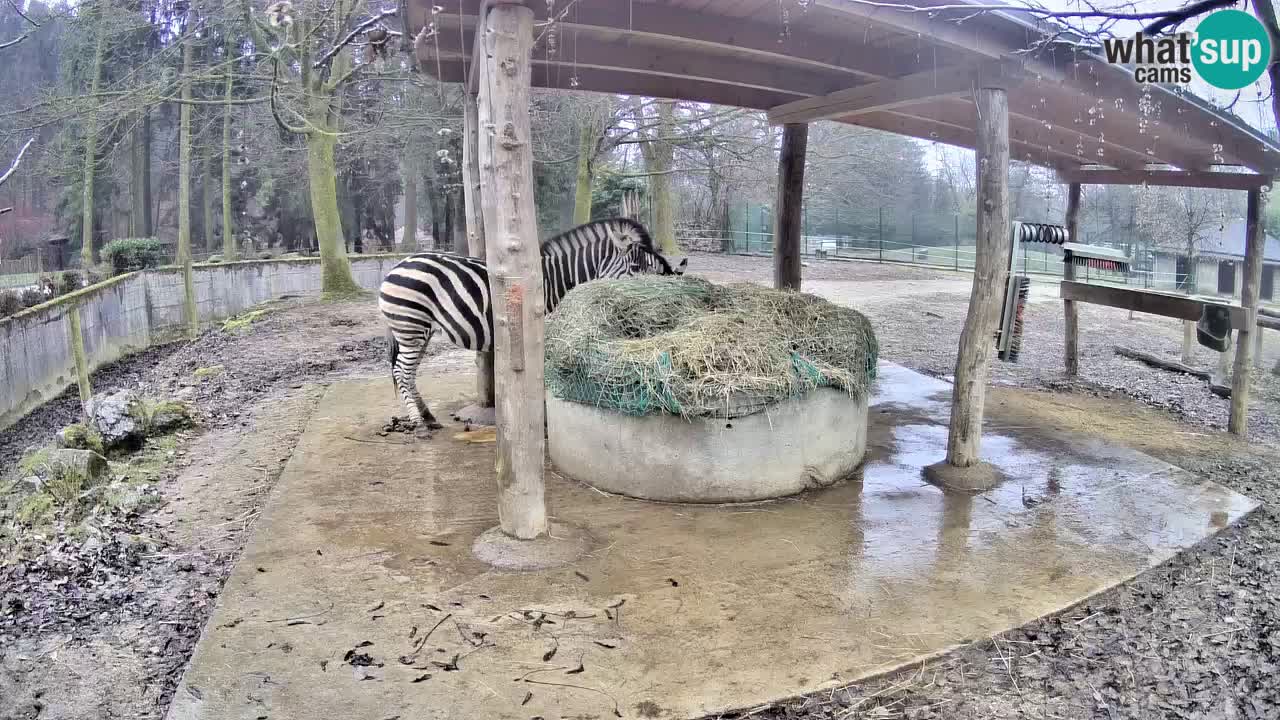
[378,218,686,430]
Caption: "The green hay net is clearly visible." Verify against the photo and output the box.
[545,276,879,419]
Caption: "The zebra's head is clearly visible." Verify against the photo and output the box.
[602,219,688,278]
[633,244,688,276]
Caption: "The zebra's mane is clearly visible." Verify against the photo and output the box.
[540,217,654,252]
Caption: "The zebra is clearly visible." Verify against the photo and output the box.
[378,218,687,434]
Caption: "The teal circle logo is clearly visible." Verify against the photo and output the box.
[1192,10,1272,90]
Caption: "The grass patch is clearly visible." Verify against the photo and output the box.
[222,308,270,332]
[194,364,225,379]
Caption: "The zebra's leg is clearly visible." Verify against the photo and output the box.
[389,328,444,433]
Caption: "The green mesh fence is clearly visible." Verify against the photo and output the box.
[545,276,879,419]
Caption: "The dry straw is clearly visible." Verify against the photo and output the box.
[545,276,878,419]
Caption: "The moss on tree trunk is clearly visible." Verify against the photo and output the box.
[307,132,361,295]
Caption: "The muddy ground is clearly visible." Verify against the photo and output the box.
[2,254,1279,720]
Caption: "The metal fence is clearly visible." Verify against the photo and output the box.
[678,228,1187,290]
[0,256,41,290]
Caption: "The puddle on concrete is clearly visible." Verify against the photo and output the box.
[169,364,1258,720]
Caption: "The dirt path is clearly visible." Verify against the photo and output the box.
[0,296,410,720]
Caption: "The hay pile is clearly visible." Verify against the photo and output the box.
[545,276,878,418]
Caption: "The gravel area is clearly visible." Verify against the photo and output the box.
[3,254,1279,720]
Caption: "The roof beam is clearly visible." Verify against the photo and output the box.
[428,58,808,111]
[1058,168,1274,190]
[426,22,853,99]
[815,0,1016,59]
[767,61,1023,125]
[428,2,910,83]
[854,110,1081,171]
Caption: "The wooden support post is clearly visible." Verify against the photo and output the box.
[1255,327,1264,370]
[477,2,547,540]
[1229,187,1266,435]
[1063,182,1081,376]
[462,90,495,410]
[1217,337,1233,384]
[945,85,1010,468]
[773,122,807,291]
[1182,321,1196,365]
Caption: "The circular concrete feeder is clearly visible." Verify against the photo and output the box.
[547,388,869,503]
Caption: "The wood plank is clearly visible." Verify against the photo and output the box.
[774,123,807,290]
[1114,346,1210,380]
[946,85,1010,468]
[1230,187,1266,435]
[1059,281,1249,328]
[1058,168,1273,191]
[1063,183,1081,376]
[476,2,547,539]
[768,63,1018,125]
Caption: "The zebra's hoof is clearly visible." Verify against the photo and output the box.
[413,425,437,440]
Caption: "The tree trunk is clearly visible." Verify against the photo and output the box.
[648,100,679,254]
[477,3,546,540]
[572,114,595,225]
[177,31,198,339]
[423,169,442,249]
[462,91,495,409]
[130,110,153,238]
[401,158,418,249]
[945,86,1010,468]
[203,141,216,254]
[450,189,467,254]
[306,131,361,294]
[222,62,236,260]
[81,23,107,267]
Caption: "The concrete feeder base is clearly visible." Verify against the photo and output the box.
[546,387,869,503]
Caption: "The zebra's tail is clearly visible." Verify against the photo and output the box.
[387,328,399,376]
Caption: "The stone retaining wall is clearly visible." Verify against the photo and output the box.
[0,256,403,432]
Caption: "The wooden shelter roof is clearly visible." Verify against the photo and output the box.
[406,0,1280,183]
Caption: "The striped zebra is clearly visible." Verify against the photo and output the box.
[378,218,687,433]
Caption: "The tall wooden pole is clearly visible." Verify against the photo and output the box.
[463,90,495,410]
[477,2,547,540]
[1229,187,1266,435]
[945,85,1011,467]
[1063,182,1082,376]
[773,123,808,291]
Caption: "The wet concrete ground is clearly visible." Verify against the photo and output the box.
[166,364,1256,720]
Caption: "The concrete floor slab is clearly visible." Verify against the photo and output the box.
[167,364,1256,720]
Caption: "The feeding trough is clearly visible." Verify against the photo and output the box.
[544,277,878,503]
